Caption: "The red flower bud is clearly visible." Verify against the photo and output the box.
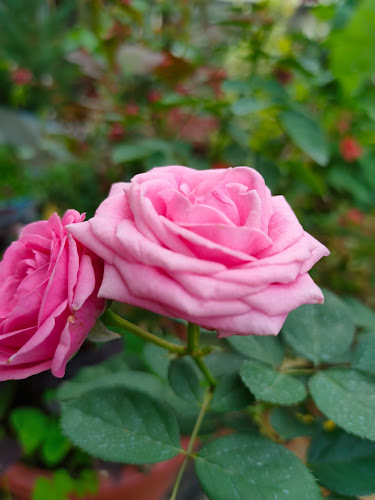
[125,102,139,116]
[108,123,126,141]
[11,68,33,86]
[147,90,162,103]
[339,136,362,162]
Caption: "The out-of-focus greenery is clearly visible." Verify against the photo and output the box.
[0,0,374,301]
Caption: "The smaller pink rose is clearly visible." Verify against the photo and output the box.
[0,210,105,380]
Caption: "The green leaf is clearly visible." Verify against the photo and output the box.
[270,408,317,439]
[61,387,181,464]
[168,358,204,405]
[57,369,164,402]
[344,297,375,330]
[41,421,71,467]
[227,334,284,367]
[282,290,355,365]
[240,360,307,405]
[112,139,171,164]
[329,0,375,94]
[211,374,253,413]
[204,352,244,378]
[143,341,171,379]
[10,408,48,455]
[280,110,329,165]
[231,98,270,115]
[309,368,375,441]
[308,429,375,496]
[195,434,321,500]
[352,333,375,375]
[32,471,73,500]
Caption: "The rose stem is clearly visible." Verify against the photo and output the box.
[169,387,213,500]
[187,322,200,355]
[187,322,217,388]
[101,309,186,355]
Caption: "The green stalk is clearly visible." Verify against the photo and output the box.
[169,387,213,500]
[187,322,200,355]
[101,309,186,355]
[187,323,217,388]
[193,355,217,388]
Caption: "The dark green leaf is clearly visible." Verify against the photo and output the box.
[309,368,375,441]
[211,374,253,413]
[282,290,355,365]
[195,434,321,500]
[344,297,375,330]
[227,334,284,367]
[168,358,204,405]
[61,388,181,463]
[58,370,163,402]
[143,341,171,380]
[308,429,375,496]
[270,408,317,439]
[240,360,307,405]
[280,110,329,165]
[352,332,375,375]
[204,352,243,378]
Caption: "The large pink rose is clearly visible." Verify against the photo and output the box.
[0,210,105,380]
[68,166,329,337]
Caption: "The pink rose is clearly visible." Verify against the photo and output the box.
[68,166,329,337]
[0,211,105,380]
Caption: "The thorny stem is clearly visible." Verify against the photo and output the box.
[101,309,186,355]
[169,387,214,500]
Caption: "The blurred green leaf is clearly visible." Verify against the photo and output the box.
[344,297,375,330]
[143,342,170,379]
[269,408,317,439]
[204,352,244,378]
[41,421,71,467]
[10,408,48,455]
[231,98,270,116]
[330,0,375,93]
[308,429,375,496]
[280,111,329,166]
[112,139,171,164]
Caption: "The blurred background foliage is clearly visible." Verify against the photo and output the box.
[0,0,374,303]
